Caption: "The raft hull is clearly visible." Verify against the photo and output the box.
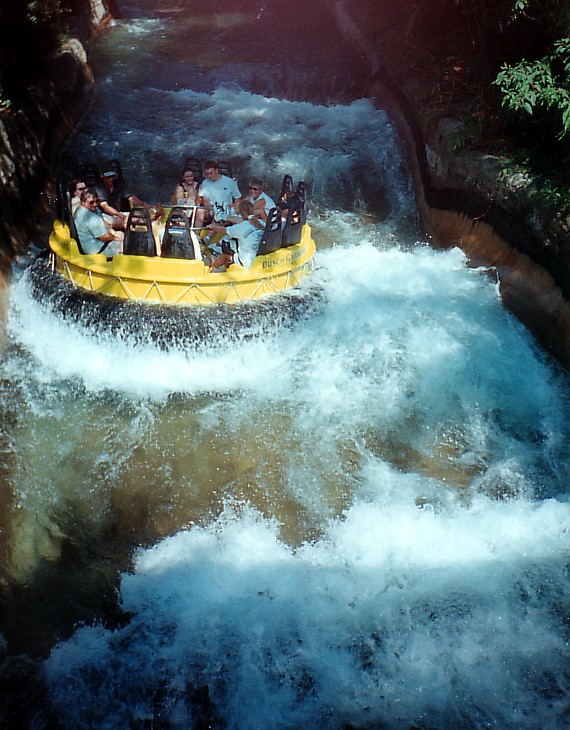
[48,220,316,305]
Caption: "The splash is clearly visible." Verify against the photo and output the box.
[44,499,570,729]
[3,4,570,727]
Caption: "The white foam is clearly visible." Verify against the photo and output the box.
[45,498,570,729]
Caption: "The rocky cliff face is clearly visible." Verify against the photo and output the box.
[325,0,570,369]
[0,0,112,272]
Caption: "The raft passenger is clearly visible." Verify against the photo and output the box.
[171,168,199,206]
[246,178,276,222]
[208,200,264,271]
[74,188,124,256]
[199,160,241,225]
[95,165,148,229]
[70,180,87,215]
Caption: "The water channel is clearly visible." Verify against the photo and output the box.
[1,1,569,727]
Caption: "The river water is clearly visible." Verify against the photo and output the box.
[1,1,570,728]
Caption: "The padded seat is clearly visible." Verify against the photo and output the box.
[123,207,157,257]
[282,196,304,247]
[161,207,198,259]
[256,207,283,256]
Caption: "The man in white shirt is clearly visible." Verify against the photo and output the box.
[199,160,241,223]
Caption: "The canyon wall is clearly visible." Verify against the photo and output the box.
[326,0,570,369]
[0,0,112,271]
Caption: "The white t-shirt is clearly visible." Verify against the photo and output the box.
[248,192,276,216]
[225,219,264,268]
[199,175,241,221]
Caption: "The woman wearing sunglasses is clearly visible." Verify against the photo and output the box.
[246,178,276,222]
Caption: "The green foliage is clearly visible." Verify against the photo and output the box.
[500,146,570,212]
[509,0,570,34]
[494,40,570,137]
[26,0,69,29]
[512,0,528,13]
[0,86,13,114]
[25,0,72,49]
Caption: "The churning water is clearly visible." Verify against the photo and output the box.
[1,1,569,728]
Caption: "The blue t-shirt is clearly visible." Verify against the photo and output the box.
[74,205,109,253]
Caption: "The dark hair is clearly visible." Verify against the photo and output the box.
[70,178,86,193]
[180,169,196,184]
[203,160,219,171]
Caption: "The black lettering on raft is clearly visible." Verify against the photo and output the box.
[262,245,307,269]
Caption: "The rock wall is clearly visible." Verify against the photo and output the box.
[0,0,113,273]
[325,0,570,369]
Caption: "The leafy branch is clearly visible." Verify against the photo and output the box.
[494,38,570,137]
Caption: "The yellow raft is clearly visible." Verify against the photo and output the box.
[48,218,316,306]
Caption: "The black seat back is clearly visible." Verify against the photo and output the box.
[161,207,196,259]
[56,176,68,222]
[282,196,304,247]
[80,162,100,187]
[217,160,233,179]
[256,207,283,256]
[55,176,82,249]
[66,189,82,249]
[123,206,157,256]
[295,181,309,224]
[278,174,294,203]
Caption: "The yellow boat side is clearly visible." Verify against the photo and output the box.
[48,220,316,305]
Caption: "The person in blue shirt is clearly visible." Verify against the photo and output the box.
[73,188,124,255]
